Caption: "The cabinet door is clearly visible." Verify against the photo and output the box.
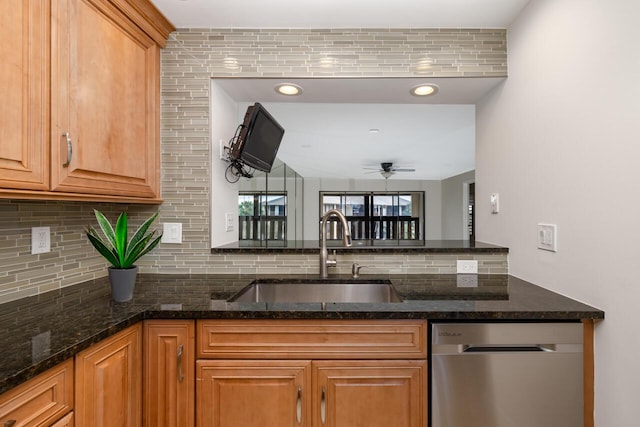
[50,0,160,198]
[0,0,49,190]
[197,360,311,427]
[51,411,74,427]
[144,320,195,427]
[75,323,142,427]
[313,360,426,427]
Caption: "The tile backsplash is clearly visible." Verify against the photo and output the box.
[0,28,507,303]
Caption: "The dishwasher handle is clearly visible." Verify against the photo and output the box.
[463,344,554,353]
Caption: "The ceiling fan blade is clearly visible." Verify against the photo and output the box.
[392,168,416,172]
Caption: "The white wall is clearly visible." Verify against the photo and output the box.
[441,170,475,240]
[476,0,640,424]
[210,82,241,247]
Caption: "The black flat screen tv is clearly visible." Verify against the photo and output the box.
[231,103,285,173]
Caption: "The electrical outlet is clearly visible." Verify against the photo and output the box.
[456,260,478,274]
[225,213,234,232]
[31,227,50,254]
[161,223,182,244]
[219,139,229,160]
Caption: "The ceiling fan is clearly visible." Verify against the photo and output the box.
[364,162,416,179]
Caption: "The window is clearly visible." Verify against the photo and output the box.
[239,192,287,241]
[320,192,424,245]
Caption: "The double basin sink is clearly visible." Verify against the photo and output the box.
[228,279,403,304]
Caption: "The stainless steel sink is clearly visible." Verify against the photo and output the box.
[228,279,403,303]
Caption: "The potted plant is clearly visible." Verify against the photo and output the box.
[86,209,162,302]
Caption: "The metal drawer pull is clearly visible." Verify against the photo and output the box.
[320,386,326,424]
[62,132,72,167]
[177,344,184,382]
[296,386,302,423]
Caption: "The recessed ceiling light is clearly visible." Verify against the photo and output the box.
[368,128,380,134]
[410,84,439,97]
[275,83,303,96]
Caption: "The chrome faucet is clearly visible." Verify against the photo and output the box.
[319,209,352,278]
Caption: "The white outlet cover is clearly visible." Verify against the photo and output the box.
[225,213,234,232]
[31,226,51,254]
[456,260,478,274]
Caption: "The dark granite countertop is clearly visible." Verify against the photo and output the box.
[212,239,509,253]
[0,273,603,394]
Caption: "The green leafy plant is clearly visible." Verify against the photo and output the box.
[86,210,162,269]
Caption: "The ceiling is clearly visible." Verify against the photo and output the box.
[215,78,502,180]
[150,0,530,29]
[153,0,529,180]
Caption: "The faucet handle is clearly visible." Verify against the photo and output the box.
[326,250,337,269]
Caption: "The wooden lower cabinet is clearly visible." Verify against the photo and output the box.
[195,319,428,427]
[313,360,426,427]
[0,358,73,426]
[196,360,426,427]
[75,323,142,427]
[197,360,312,427]
[51,411,74,427]
[144,320,195,427]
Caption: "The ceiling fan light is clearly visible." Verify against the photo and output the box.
[410,84,439,97]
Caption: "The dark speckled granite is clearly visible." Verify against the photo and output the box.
[0,273,603,394]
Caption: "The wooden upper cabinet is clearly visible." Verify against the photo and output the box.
[0,0,173,202]
[0,0,50,191]
[50,0,161,199]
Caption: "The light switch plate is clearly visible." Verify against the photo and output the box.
[537,223,557,252]
[161,223,182,244]
[490,193,499,214]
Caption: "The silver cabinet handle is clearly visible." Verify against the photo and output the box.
[177,344,184,382]
[296,386,302,424]
[62,132,72,167]
[5,420,16,427]
[320,386,326,424]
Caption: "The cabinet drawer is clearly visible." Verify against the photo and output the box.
[0,358,74,426]
[197,320,427,359]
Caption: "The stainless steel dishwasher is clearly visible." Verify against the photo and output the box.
[431,322,583,427]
